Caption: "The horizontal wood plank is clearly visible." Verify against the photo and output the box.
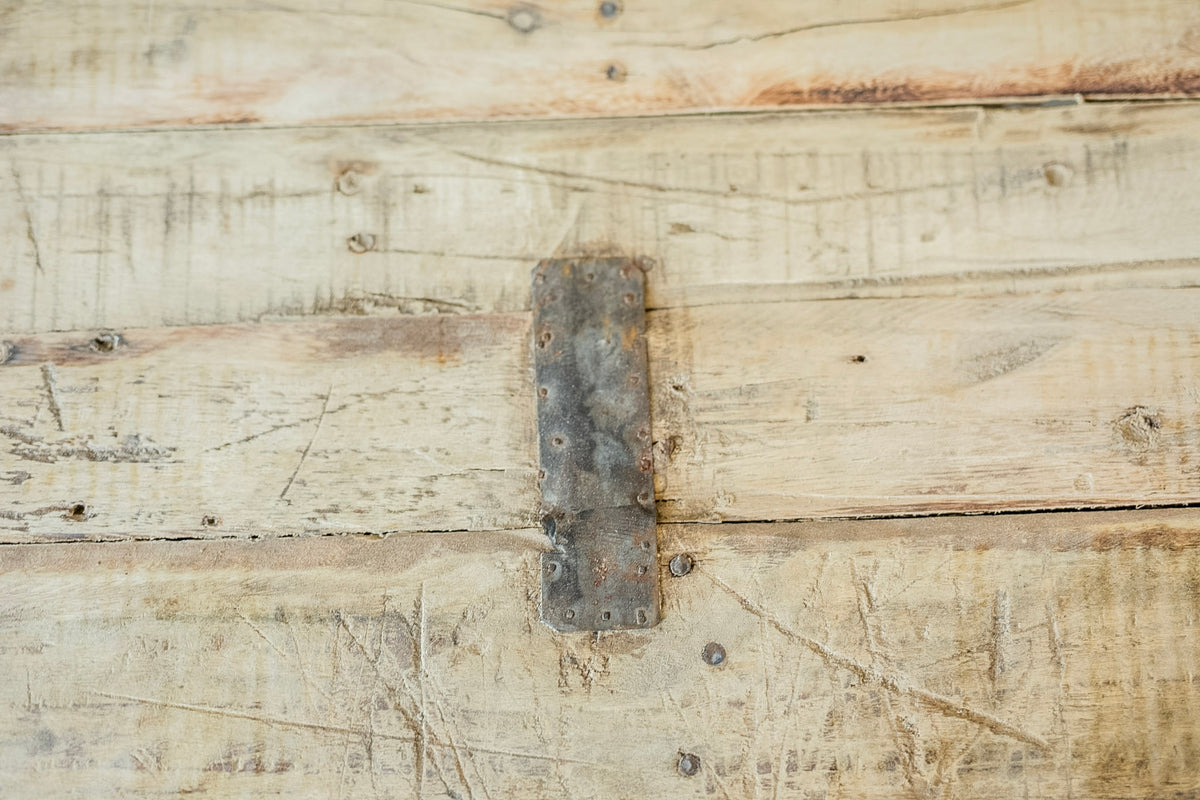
[650,289,1200,521]
[3,0,1200,131]
[2,288,1197,541]
[4,102,1200,335]
[0,315,540,541]
[1,509,1198,797]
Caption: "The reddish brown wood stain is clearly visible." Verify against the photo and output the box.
[748,59,1200,107]
[0,315,529,369]
[314,314,527,365]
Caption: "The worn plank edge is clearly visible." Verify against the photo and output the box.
[2,508,1197,563]
[0,95,1188,138]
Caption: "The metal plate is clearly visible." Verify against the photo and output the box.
[533,258,660,632]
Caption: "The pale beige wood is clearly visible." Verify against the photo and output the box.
[3,0,1200,131]
[649,288,1200,521]
[1,509,1197,797]
[2,288,1197,541]
[0,315,539,541]
[4,102,1200,335]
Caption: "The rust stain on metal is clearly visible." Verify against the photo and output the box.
[533,257,660,632]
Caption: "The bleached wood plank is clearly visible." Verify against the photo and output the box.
[2,288,1197,541]
[0,315,539,541]
[3,102,1200,335]
[3,0,1200,131]
[649,288,1200,521]
[1,509,1197,797]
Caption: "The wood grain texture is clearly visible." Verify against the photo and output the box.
[3,0,1200,130]
[2,288,1197,541]
[0,315,539,541]
[2,509,1198,797]
[650,289,1200,521]
[4,102,1200,335]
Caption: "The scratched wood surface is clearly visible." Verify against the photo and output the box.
[5,102,1200,335]
[3,0,1200,131]
[1,509,1197,797]
[1,287,1197,541]
[4,2,1200,794]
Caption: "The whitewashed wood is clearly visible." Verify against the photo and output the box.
[649,288,1200,521]
[3,0,1200,131]
[1,509,1197,797]
[0,314,539,541]
[3,102,1200,335]
[2,288,1197,541]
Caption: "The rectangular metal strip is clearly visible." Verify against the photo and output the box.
[532,258,660,631]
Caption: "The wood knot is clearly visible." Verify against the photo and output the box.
[507,6,541,33]
[91,332,122,353]
[1043,162,1073,188]
[1115,405,1161,448]
[335,169,364,196]
[346,233,377,254]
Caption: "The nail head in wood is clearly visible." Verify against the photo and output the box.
[668,553,694,577]
[702,642,726,666]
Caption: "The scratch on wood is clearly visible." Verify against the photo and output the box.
[284,615,332,705]
[647,0,1034,50]
[280,386,332,501]
[1046,598,1064,674]
[237,612,289,660]
[93,691,411,742]
[416,585,427,800]
[442,145,966,212]
[286,290,484,317]
[421,668,481,800]
[393,0,505,21]
[338,612,458,796]
[203,387,412,452]
[9,163,45,275]
[1,424,174,463]
[39,364,64,432]
[702,570,1051,750]
[961,337,1064,383]
[989,589,1011,689]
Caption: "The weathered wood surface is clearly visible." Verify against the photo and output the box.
[5,102,1200,335]
[3,0,1200,131]
[2,509,1197,797]
[0,314,538,541]
[650,289,1200,522]
[2,287,1197,541]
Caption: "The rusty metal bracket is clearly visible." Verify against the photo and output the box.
[533,258,660,632]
